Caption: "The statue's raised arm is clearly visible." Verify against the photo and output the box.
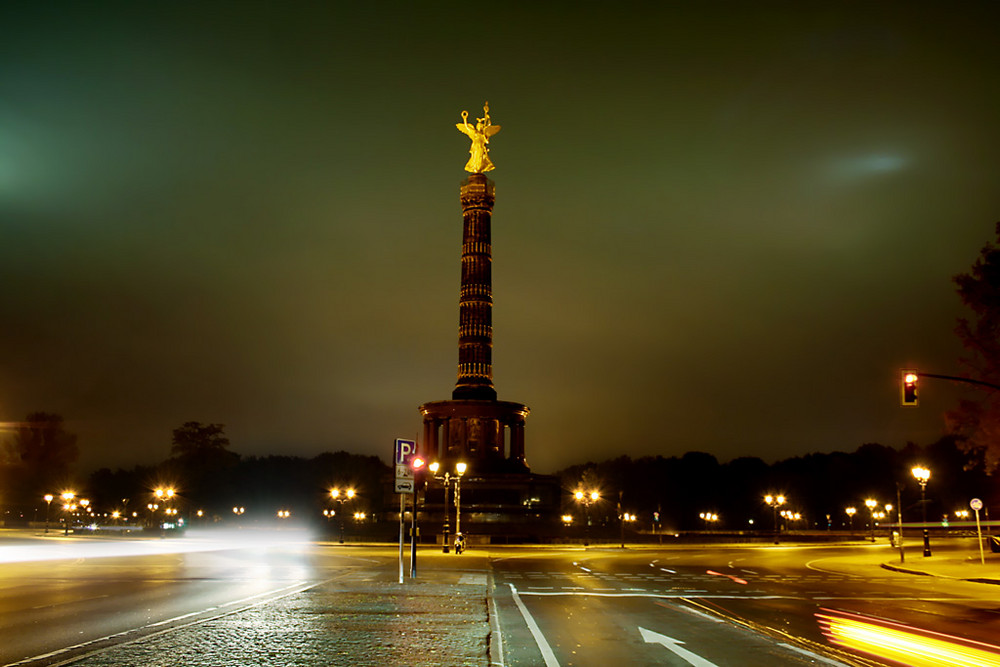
[456,101,500,173]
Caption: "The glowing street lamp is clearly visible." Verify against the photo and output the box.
[845,507,857,535]
[865,498,878,543]
[911,465,932,556]
[60,491,76,535]
[454,462,467,546]
[43,494,54,533]
[574,489,600,547]
[329,488,356,544]
[764,494,785,544]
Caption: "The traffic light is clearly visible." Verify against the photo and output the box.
[411,456,427,491]
[901,371,919,406]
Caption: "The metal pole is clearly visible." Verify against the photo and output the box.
[455,476,462,542]
[975,508,985,565]
[920,482,932,557]
[896,484,905,563]
[398,494,404,584]
[409,488,418,578]
[773,505,779,545]
[619,491,625,549]
[442,473,450,553]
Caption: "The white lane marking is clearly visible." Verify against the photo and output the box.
[639,627,719,667]
[489,573,505,667]
[508,584,560,667]
[775,641,851,666]
[459,574,487,585]
[659,567,676,574]
[516,591,789,599]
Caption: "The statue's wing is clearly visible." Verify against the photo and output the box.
[456,123,475,137]
[485,124,501,137]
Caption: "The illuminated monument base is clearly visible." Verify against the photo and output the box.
[418,399,561,540]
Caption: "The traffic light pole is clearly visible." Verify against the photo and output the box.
[915,372,1000,392]
[410,490,418,578]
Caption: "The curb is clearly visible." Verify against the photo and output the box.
[881,561,1000,585]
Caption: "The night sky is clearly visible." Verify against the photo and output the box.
[1,3,998,473]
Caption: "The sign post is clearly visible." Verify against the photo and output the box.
[972,498,985,565]
[394,439,417,583]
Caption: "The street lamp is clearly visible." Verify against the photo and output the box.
[574,489,600,546]
[865,498,878,543]
[845,507,856,535]
[61,491,76,535]
[454,462,467,549]
[43,494,54,534]
[428,461,467,553]
[764,494,785,544]
[912,465,932,556]
[330,488,356,544]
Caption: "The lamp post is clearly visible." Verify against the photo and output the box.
[454,462,467,549]
[429,462,467,553]
[43,494,54,534]
[574,489,600,547]
[764,495,785,544]
[329,488,356,544]
[865,498,878,543]
[845,507,856,536]
[61,491,76,536]
[912,465,932,557]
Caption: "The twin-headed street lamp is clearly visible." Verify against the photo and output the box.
[574,489,600,547]
[428,461,466,553]
[865,498,878,543]
[764,494,785,544]
[845,506,857,535]
[912,465,932,557]
[329,487,356,544]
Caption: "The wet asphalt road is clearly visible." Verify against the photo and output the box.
[4,531,1000,666]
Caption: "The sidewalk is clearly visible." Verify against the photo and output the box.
[66,553,495,667]
[880,540,1000,584]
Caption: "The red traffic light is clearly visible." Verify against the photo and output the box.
[901,371,919,406]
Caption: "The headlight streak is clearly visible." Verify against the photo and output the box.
[0,528,317,564]
[816,608,1000,667]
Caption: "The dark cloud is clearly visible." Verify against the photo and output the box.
[1,2,998,472]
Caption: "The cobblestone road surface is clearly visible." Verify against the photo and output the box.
[67,578,491,667]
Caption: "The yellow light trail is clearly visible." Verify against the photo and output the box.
[817,609,1000,667]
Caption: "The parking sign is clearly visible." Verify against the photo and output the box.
[394,439,417,495]
[395,439,417,465]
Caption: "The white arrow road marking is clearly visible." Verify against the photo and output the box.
[638,626,720,667]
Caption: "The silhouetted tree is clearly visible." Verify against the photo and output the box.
[949,222,1000,470]
[166,422,239,507]
[2,413,79,503]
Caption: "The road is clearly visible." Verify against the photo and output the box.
[4,531,1000,666]
[0,528,372,666]
[489,541,1000,666]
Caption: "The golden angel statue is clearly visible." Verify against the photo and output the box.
[456,101,501,173]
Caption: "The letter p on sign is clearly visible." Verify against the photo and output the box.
[395,439,417,466]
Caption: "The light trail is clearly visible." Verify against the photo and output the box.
[0,528,316,564]
[817,608,1000,666]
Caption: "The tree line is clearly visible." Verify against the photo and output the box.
[551,437,996,532]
